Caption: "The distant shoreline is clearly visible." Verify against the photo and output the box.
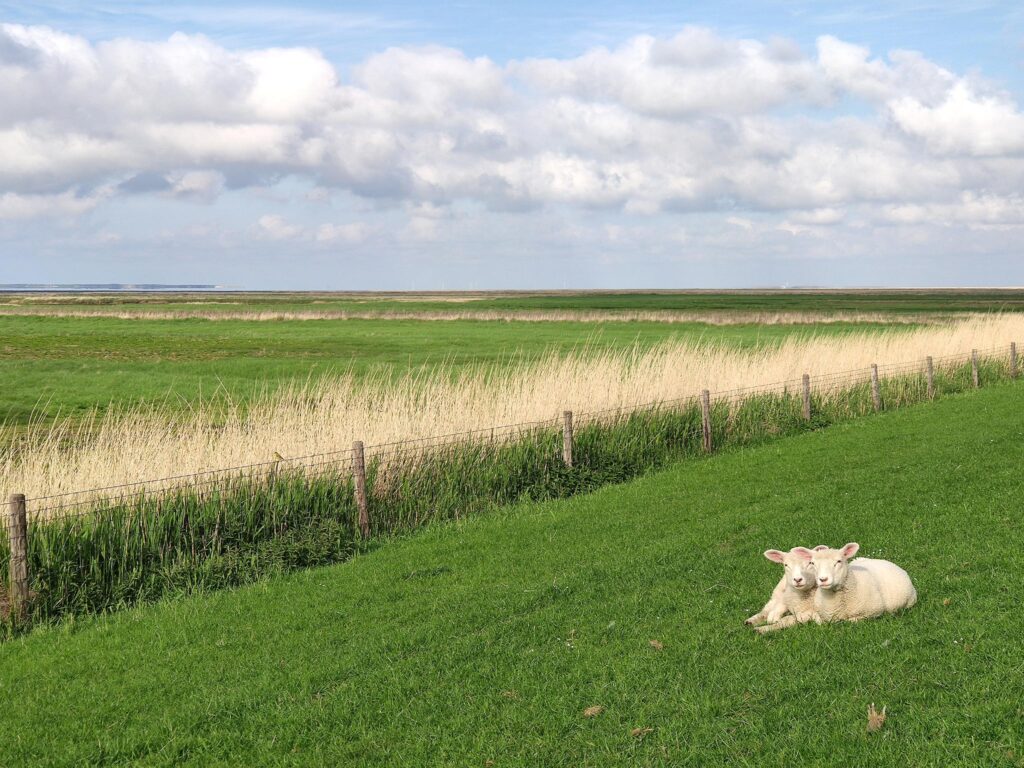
[0,284,226,292]
[3,286,1024,296]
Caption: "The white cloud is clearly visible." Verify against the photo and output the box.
[889,82,1024,156]
[0,188,109,220]
[166,170,225,201]
[514,27,828,117]
[257,214,302,240]
[788,207,844,225]
[354,45,507,110]
[254,217,373,244]
[882,192,1024,229]
[1,20,1024,250]
[816,36,892,100]
[243,46,339,121]
[315,222,370,243]
[816,36,954,104]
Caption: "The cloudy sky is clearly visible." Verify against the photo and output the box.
[1,1,1023,289]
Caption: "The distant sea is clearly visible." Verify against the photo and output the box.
[0,284,224,291]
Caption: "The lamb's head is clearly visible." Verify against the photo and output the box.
[764,547,817,591]
[810,542,860,590]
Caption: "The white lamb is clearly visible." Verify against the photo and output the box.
[809,542,917,623]
[745,547,819,632]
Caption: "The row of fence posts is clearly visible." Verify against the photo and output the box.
[6,344,1020,624]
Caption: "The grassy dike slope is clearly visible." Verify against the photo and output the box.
[1,386,1022,766]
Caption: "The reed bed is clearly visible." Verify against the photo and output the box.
[0,315,1019,630]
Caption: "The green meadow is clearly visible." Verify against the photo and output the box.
[5,288,1024,315]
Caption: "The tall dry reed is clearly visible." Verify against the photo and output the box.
[3,314,1022,504]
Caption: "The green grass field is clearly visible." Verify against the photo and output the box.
[6,288,1024,315]
[1,383,1019,766]
[0,314,894,427]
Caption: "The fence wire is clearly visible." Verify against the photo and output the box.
[11,343,1014,514]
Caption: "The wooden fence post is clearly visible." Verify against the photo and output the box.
[700,389,713,453]
[7,494,28,622]
[801,374,811,421]
[870,364,882,412]
[562,410,574,468]
[1011,342,1018,380]
[352,441,369,539]
[971,349,979,388]
[926,356,935,400]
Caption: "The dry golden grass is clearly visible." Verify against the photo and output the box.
[3,314,1022,507]
[0,307,945,325]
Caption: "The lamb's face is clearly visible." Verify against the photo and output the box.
[811,542,860,590]
[764,547,816,591]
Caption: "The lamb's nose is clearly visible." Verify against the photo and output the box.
[793,578,803,585]
[818,577,828,583]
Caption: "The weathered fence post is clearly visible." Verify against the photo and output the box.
[700,389,713,453]
[971,349,979,388]
[1011,342,1018,380]
[801,374,811,421]
[352,441,369,539]
[562,410,574,468]
[7,494,28,622]
[870,364,882,412]
[926,356,935,400]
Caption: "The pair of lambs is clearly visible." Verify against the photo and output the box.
[745,543,917,634]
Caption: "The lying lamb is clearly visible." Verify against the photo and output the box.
[809,542,917,623]
[745,547,820,632]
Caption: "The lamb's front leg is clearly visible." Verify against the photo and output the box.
[755,615,802,634]
[745,610,768,626]
[746,600,788,626]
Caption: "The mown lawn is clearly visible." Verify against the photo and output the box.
[0,314,891,426]
[0,384,1021,766]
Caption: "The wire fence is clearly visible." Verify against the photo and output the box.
[0,342,1017,631]
[4,343,1011,519]
[15,341,1012,513]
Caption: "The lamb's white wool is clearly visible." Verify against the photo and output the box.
[810,543,917,623]
[746,547,819,631]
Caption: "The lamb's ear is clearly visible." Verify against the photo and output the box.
[840,542,860,559]
[790,547,814,561]
[813,545,830,551]
[763,549,786,564]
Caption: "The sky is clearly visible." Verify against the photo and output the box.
[1,1,1023,289]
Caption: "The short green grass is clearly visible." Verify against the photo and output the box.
[0,314,893,427]
[1,383,1021,766]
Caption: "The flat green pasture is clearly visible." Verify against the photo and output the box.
[0,315,889,427]
[5,288,1024,315]
[1,384,1020,766]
